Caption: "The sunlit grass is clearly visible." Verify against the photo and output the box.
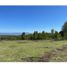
[0,40,66,61]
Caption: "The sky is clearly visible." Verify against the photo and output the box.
[0,6,67,33]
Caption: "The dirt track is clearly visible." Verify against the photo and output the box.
[21,45,67,62]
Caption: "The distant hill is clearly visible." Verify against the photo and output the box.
[0,32,30,36]
[0,33,22,35]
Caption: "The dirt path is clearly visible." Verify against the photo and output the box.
[21,45,67,62]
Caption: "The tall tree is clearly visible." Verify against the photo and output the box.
[41,31,46,39]
[51,29,55,39]
[54,31,61,40]
[33,31,38,40]
[21,32,26,40]
[59,31,64,39]
[62,21,67,39]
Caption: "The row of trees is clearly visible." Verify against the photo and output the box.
[0,21,67,40]
[21,21,67,40]
[21,29,62,40]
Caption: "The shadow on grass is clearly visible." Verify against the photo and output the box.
[21,52,53,62]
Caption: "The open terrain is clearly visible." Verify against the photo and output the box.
[0,40,67,62]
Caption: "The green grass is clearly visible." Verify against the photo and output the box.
[0,40,66,61]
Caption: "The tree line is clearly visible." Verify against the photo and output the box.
[0,21,67,40]
[21,21,67,40]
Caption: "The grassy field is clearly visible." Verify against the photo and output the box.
[0,40,67,62]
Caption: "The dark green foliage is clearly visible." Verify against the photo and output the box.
[61,21,67,39]
[21,32,26,40]
[59,31,64,39]
[41,31,46,39]
[51,29,55,39]
[54,31,58,40]
[62,21,67,32]
[54,31,62,40]
[32,31,38,40]
[37,33,42,40]
[51,29,54,34]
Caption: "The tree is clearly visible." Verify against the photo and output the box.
[51,29,54,34]
[21,32,26,40]
[62,21,67,39]
[54,31,61,40]
[51,29,55,39]
[59,31,64,39]
[33,31,38,40]
[41,31,46,39]
[62,21,67,32]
